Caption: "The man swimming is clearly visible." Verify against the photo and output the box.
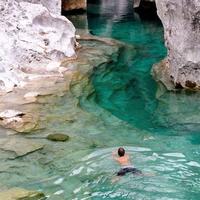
[112,147,142,176]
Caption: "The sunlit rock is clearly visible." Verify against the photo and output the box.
[62,0,86,12]
[0,187,45,200]
[154,0,200,89]
[16,0,61,14]
[0,110,24,119]
[0,0,76,93]
[24,91,40,102]
[0,109,38,133]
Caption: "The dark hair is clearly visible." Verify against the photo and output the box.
[118,147,125,157]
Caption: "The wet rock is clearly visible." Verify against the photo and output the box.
[0,187,45,200]
[47,133,69,142]
[155,0,200,89]
[0,34,121,133]
[185,80,197,89]
[0,110,24,119]
[0,109,38,133]
[62,0,86,12]
[0,137,44,158]
[153,88,200,133]
[152,59,174,91]
[24,92,40,102]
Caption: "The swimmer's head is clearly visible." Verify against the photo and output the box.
[118,147,125,157]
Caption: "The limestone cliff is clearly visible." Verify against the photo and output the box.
[154,0,200,89]
[0,0,76,93]
[16,0,62,14]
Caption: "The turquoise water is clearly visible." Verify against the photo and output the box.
[79,0,200,199]
[87,0,166,132]
[1,1,200,199]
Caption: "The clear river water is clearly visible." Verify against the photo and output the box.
[2,0,200,199]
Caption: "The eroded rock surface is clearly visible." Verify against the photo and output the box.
[0,188,45,200]
[0,0,76,93]
[0,33,121,133]
[0,109,39,133]
[154,0,200,90]
[16,0,61,14]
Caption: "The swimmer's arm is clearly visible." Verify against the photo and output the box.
[112,151,118,161]
[125,154,134,166]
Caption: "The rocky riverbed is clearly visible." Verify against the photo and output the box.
[0,30,130,198]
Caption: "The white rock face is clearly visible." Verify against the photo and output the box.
[155,0,200,89]
[0,0,76,92]
[16,0,61,14]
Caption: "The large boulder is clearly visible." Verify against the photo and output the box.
[154,0,200,90]
[0,0,76,93]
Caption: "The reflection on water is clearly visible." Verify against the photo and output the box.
[18,146,200,199]
[88,0,135,37]
[88,0,134,21]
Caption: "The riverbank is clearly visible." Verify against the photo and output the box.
[0,32,132,198]
[0,32,121,133]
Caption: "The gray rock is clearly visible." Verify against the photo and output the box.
[155,0,200,89]
[0,137,44,158]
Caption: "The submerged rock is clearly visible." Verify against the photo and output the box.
[152,59,174,91]
[47,133,69,142]
[0,188,45,200]
[0,109,38,133]
[0,137,44,158]
[0,110,24,119]
[154,0,200,90]
[0,0,76,93]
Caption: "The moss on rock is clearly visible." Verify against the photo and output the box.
[47,133,69,142]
